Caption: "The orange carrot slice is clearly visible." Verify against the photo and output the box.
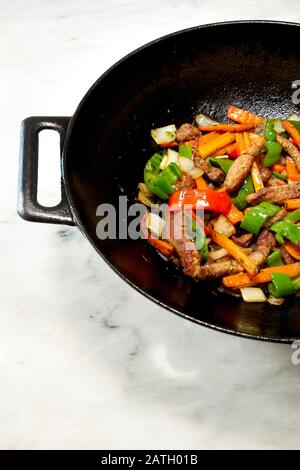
[211,231,257,274]
[223,263,300,288]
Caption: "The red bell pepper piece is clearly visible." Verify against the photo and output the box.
[169,189,232,215]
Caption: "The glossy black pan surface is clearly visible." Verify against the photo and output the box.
[63,21,300,342]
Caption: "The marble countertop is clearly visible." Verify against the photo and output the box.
[1,0,300,450]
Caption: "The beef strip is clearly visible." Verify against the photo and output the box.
[195,159,225,185]
[259,166,272,184]
[267,176,286,187]
[246,184,300,205]
[248,230,276,267]
[281,246,295,264]
[264,208,288,227]
[231,233,253,247]
[176,123,200,142]
[224,153,255,193]
[174,175,195,191]
[277,135,300,172]
[167,211,201,278]
[196,260,243,280]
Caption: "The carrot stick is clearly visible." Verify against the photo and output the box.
[272,163,285,173]
[226,203,244,225]
[286,157,300,181]
[235,132,245,153]
[198,131,220,145]
[198,123,254,132]
[223,263,300,289]
[285,199,300,210]
[195,176,209,190]
[140,213,174,257]
[251,161,264,192]
[227,106,266,125]
[243,132,251,149]
[284,242,300,261]
[198,132,235,159]
[283,120,300,149]
[212,142,237,156]
[211,230,257,274]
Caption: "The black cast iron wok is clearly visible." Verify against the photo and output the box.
[18,21,300,342]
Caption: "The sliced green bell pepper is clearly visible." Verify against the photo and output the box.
[144,153,182,200]
[272,171,287,181]
[263,142,282,167]
[263,119,282,167]
[208,157,233,174]
[240,202,280,236]
[265,119,277,142]
[271,220,300,245]
[284,208,300,224]
[267,249,284,267]
[232,175,254,211]
[179,144,192,159]
[185,212,208,259]
[268,272,296,297]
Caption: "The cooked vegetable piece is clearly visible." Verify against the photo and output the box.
[240,202,280,236]
[179,144,193,158]
[144,153,182,200]
[195,114,219,127]
[213,214,235,238]
[222,263,300,288]
[198,133,235,159]
[284,208,300,223]
[286,158,300,181]
[240,287,267,303]
[208,157,233,173]
[226,203,244,225]
[271,220,300,245]
[272,171,287,181]
[282,120,300,149]
[283,241,300,260]
[140,213,174,257]
[232,175,254,210]
[268,272,296,297]
[169,189,232,214]
[151,125,176,145]
[146,213,165,238]
[251,161,264,191]
[195,176,209,190]
[263,142,282,167]
[211,231,257,274]
[267,249,284,267]
[227,106,265,125]
[277,135,300,171]
[285,199,300,210]
[198,124,254,132]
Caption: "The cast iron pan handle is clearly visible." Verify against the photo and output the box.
[18,116,75,225]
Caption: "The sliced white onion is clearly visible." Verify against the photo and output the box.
[188,167,204,179]
[267,295,285,306]
[288,113,300,122]
[146,213,165,238]
[178,156,194,174]
[138,182,153,196]
[195,114,218,127]
[159,155,168,170]
[138,190,154,207]
[240,287,267,303]
[213,214,235,238]
[210,247,228,260]
[151,125,176,145]
[166,148,179,163]
[273,119,285,134]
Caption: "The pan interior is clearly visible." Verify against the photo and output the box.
[64,22,300,341]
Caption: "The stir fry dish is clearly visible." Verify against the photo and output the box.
[137,106,300,304]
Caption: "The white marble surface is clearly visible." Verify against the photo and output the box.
[1,0,300,450]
